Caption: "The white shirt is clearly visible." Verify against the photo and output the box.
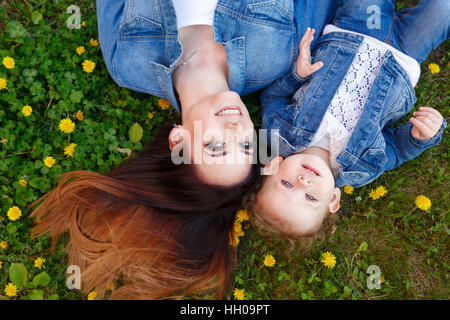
[173,0,219,28]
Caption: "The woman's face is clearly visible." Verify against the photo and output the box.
[173,91,255,186]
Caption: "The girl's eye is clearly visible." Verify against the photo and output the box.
[305,194,317,201]
[281,180,293,189]
[239,141,253,150]
[205,142,225,152]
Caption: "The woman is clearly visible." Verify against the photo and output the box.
[30,0,340,299]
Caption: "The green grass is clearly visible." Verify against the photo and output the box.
[0,0,448,300]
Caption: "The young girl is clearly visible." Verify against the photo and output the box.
[250,0,448,240]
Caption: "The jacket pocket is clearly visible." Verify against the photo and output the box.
[244,0,293,27]
[359,133,388,171]
[379,84,408,127]
[118,0,164,38]
[119,16,164,38]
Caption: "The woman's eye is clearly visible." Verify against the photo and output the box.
[305,194,317,201]
[205,142,225,152]
[281,180,293,189]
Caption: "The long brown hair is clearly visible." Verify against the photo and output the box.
[29,124,258,300]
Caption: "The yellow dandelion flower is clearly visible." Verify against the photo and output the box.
[343,185,354,195]
[19,179,27,186]
[234,221,242,234]
[59,118,75,133]
[369,189,380,200]
[233,288,246,300]
[236,209,250,223]
[375,186,388,198]
[7,205,22,221]
[2,56,15,69]
[76,110,84,121]
[0,77,7,90]
[76,46,86,55]
[82,59,96,73]
[44,156,56,168]
[90,38,99,47]
[4,283,18,297]
[1,138,7,143]
[147,112,154,119]
[81,21,86,27]
[22,105,32,117]
[64,143,77,157]
[34,257,46,269]
[87,291,97,300]
[0,261,3,269]
[263,254,276,267]
[158,98,171,110]
[229,232,240,247]
[321,251,336,269]
[415,195,431,211]
[0,241,8,249]
[428,63,440,74]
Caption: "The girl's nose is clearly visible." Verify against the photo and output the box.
[298,175,312,187]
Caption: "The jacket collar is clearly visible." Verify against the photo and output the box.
[152,0,246,113]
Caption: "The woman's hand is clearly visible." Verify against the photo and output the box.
[296,27,323,79]
[410,107,444,140]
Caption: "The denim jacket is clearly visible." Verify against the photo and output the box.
[261,31,446,188]
[96,0,339,112]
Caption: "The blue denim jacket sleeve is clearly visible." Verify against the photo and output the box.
[260,63,311,123]
[381,118,447,171]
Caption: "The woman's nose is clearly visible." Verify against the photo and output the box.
[225,122,242,131]
[298,175,312,187]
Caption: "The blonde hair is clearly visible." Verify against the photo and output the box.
[244,177,339,252]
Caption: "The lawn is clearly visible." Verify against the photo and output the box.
[0,0,448,300]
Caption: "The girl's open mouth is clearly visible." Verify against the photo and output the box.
[302,164,321,177]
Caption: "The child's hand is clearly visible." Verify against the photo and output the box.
[410,107,443,140]
[296,27,323,79]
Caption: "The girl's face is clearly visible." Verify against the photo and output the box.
[256,154,341,235]
[173,91,255,186]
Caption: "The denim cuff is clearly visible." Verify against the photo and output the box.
[283,63,312,91]
[408,118,447,148]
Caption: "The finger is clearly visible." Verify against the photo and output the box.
[414,115,436,129]
[301,30,314,49]
[412,111,440,124]
[419,107,443,120]
[300,27,311,47]
[309,61,323,73]
[410,118,433,137]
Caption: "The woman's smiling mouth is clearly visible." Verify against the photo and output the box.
[215,106,242,116]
